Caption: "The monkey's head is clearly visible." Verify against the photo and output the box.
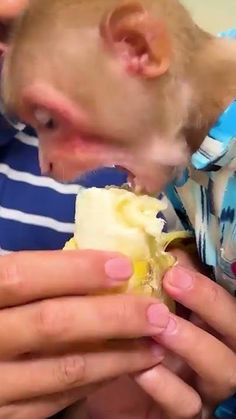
[1,0,207,192]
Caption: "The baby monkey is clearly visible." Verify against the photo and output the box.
[1,0,236,193]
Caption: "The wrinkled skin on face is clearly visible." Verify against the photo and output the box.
[1,0,235,192]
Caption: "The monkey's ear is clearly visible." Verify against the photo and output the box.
[100,1,171,78]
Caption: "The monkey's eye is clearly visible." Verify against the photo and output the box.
[34,108,56,130]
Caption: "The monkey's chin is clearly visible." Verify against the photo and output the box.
[132,179,164,196]
[131,173,172,196]
[115,166,162,196]
[115,165,138,190]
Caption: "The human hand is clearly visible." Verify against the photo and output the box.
[0,250,168,418]
[135,254,236,418]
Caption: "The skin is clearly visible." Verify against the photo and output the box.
[0,1,235,417]
[0,250,234,419]
[86,253,236,419]
[136,263,236,418]
[0,250,168,419]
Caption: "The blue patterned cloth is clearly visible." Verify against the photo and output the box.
[167,99,236,294]
[215,395,236,419]
[167,29,236,418]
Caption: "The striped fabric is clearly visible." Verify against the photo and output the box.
[0,115,127,254]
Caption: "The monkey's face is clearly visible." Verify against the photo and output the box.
[2,0,190,193]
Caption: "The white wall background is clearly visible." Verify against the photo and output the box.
[181,0,236,34]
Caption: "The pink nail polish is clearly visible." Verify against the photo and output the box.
[105,257,133,281]
[147,304,169,329]
[166,266,193,289]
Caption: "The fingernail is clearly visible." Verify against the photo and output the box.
[164,316,177,334]
[166,266,193,289]
[105,257,133,281]
[150,342,165,358]
[147,304,169,329]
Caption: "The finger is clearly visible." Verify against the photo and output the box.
[0,250,133,308]
[164,265,236,341]
[0,295,169,357]
[190,313,219,339]
[0,391,91,419]
[0,340,164,404]
[154,314,236,398]
[169,247,203,272]
[135,364,202,419]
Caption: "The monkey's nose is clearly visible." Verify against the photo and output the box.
[41,162,54,176]
[39,152,54,176]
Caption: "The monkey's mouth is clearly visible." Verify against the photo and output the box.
[115,165,139,190]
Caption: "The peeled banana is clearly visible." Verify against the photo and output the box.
[64,186,189,311]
